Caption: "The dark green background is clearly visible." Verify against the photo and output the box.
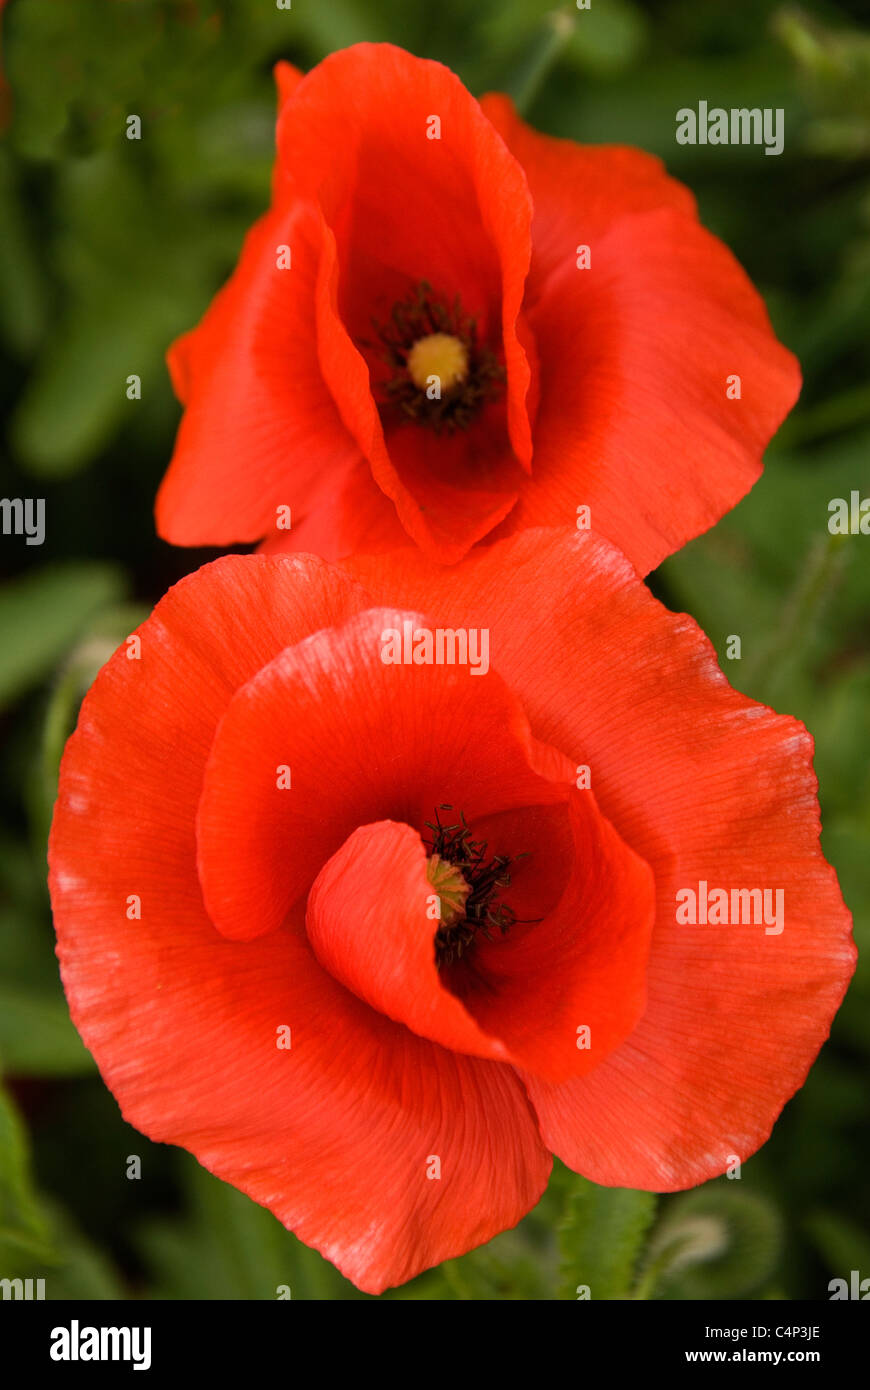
[1,0,868,1300]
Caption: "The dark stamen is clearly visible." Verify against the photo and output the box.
[424,804,531,968]
[367,281,505,433]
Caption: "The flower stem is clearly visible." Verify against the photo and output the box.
[507,9,576,116]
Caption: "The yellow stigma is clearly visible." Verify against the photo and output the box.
[407,333,469,392]
[426,853,470,927]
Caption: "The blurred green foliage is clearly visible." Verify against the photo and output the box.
[0,0,868,1300]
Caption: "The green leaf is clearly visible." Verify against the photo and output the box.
[136,1155,362,1300]
[0,990,93,1080]
[34,1200,125,1300]
[271,0,390,53]
[657,438,870,710]
[434,1226,556,1301]
[0,837,95,1078]
[0,1081,124,1293]
[11,297,170,476]
[558,1176,657,1299]
[563,0,649,76]
[29,601,150,850]
[811,666,870,822]
[0,152,49,357]
[805,1209,870,1279]
[0,1080,54,1268]
[0,563,126,709]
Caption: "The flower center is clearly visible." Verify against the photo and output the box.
[424,804,522,969]
[407,333,469,392]
[426,852,470,925]
[370,281,505,434]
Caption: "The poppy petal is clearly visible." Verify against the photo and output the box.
[480,94,697,292]
[278,44,534,558]
[48,556,551,1292]
[195,606,569,943]
[481,96,801,574]
[305,818,512,1060]
[502,211,800,574]
[256,455,408,560]
[274,60,304,109]
[306,791,655,1084]
[344,528,855,1183]
[156,198,361,548]
[461,792,656,1084]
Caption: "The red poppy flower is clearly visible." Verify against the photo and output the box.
[49,531,853,1293]
[155,44,800,576]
